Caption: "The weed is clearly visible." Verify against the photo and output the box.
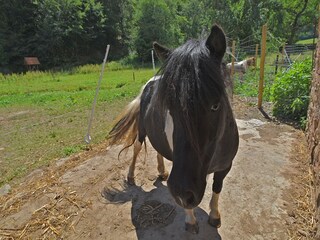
[63,146,82,156]
[116,83,126,88]
[49,132,57,138]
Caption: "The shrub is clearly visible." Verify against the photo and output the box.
[73,61,133,74]
[270,58,312,128]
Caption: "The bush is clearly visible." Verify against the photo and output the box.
[73,61,133,74]
[270,58,312,128]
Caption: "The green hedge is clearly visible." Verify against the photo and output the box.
[270,58,312,129]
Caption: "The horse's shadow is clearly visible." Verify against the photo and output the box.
[101,178,222,240]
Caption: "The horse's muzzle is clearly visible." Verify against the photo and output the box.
[169,185,201,209]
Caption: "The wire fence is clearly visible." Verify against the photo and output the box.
[226,27,315,105]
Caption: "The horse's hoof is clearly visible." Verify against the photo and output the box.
[208,217,221,228]
[185,222,199,234]
[158,171,169,181]
[127,176,135,185]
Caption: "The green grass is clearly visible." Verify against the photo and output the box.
[0,66,156,186]
[296,38,317,44]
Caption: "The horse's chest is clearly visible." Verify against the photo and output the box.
[144,107,173,161]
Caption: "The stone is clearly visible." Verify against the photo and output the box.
[0,184,11,196]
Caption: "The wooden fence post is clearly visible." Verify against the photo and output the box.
[275,55,279,74]
[255,44,259,70]
[281,43,285,69]
[258,24,267,109]
[231,40,236,78]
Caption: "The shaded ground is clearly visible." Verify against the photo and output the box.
[0,96,312,239]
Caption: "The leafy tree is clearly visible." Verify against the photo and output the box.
[0,0,38,72]
[0,0,318,72]
[134,0,182,62]
[250,0,317,44]
[34,0,106,68]
[178,0,213,40]
[98,0,134,59]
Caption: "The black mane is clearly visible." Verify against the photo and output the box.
[156,38,226,151]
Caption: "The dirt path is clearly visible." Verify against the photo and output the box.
[0,98,308,239]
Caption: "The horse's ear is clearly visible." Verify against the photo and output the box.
[206,24,226,60]
[153,42,171,62]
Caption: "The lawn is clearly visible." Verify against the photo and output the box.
[296,38,317,44]
[0,66,156,186]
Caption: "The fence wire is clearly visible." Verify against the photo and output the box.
[227,30,315,104]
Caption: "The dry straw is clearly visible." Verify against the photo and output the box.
[0,141,107,239]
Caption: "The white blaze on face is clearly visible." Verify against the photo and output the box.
[165,111,174,151]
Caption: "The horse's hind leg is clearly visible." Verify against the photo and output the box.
[156,153,169,181]
[127,139,142,185]
[208,165,232,228]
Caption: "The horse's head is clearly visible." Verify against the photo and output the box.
[154,25,227,209]
[247,57,256,67]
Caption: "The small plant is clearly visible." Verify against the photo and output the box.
[270,58,312,128]
[63,146,81,156]
[233,69,273,101]
[73,64,101,74]
[233,70,259,97]
[116,83,126,88]
[73,61,133,74]
[49,131,57,138]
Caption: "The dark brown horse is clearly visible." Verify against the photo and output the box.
[108,24,239,234]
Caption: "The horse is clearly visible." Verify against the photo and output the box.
[226,56,255,82]
[108,24,239,234]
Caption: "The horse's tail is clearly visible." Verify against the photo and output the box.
[108,95,141,150]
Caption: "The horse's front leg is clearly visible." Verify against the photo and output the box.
[209,192,221,228]
[185,208,199,234]
[156,153,169,181]
[208,165,232,228]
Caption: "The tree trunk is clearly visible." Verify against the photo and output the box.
[307,4,320,238]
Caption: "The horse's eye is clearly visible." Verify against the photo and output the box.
[211,103,220,111]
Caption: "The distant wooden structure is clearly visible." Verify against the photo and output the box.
[24,57,40,71]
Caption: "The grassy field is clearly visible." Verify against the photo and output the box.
[0,66,156,186]
[296,38,317,44]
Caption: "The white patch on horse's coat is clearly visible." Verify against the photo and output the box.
[165,111,174,151]
[129,75,161,110]
[176,197,183,207]
[151,75,161,81]
[139,75,161,97]
[185,209,197,224]
[209,192,220,219]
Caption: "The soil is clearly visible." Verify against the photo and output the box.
[0,96,312,239]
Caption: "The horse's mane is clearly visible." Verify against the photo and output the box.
[156,39,226,152]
